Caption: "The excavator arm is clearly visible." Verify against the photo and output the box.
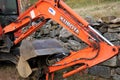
[1,0,120,80]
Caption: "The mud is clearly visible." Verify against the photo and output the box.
[0,61,108,80]
[0,61,20,80]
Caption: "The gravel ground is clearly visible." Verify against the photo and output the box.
[0,62,109,80]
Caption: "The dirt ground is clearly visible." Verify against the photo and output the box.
[0,62,19,80]
[0,61,109,80]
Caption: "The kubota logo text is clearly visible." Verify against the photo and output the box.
[60,16,79,34]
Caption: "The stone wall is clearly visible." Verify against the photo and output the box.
[88,16,120,80]
[30,16,120,80]
[20,0,30,12]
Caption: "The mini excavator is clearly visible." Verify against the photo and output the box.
[0,0,119,80]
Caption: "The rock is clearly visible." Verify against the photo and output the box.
[89,66,111,78]
[111,69,116,76]
[117,54,120,61]
[108,24,120,28]
[57,25,63,29]
[101,56,117,67]
[68,40,81,51]
[99,26,108,33]
[59,28,72,38]
[117,60,120,67]
[111,18,120,24]
[52,21,58,25]
[112,41,120,46]
[51,25,58,30]
[55,27,61,35]
[59,37,68,42]
[108,27,120,33]
[50,29,60,38]
[115,68,120,75]
[33,32,41,38]
[68,40,80,46]
[117,53,120,67]
[101,16,116,23]
[85,16,95,24]
[73,36,83,43]
[112,74,120,80]
[103,33,119,41]
[43,28,50,35]
[97,19,103,23]
[80,42,88,49]
[62,43,72,50]
[44,24,52,29]
[33,28,43,38]
[91,22,102,27]
[118,33,120,39]
[50,30,55,38]
[46,20,52,25]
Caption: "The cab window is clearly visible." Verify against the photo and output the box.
[0,0,18,15]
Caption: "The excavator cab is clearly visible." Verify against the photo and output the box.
[0,0,21,53]
[0,0,19,27]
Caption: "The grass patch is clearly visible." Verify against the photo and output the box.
[65,0,120,8]
[30,0,37,4]
[29,0,120,8]
[74,1,120,19]
[30,0,120,8]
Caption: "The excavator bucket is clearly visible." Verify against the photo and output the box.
[17,39,69,78]
[19,39,69,61]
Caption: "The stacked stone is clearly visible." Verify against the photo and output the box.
[20,0,31,12]
[31,16,120,80]
[32,20,62,39]
[88,16,120,80]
